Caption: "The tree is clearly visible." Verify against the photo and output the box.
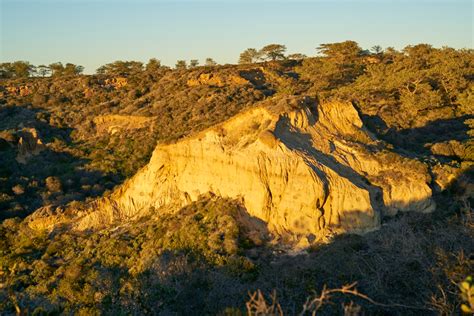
[175,60,187,70]
[29,65,38,77]
[95,61,143,76]
[49,62,65,76]
[239,48,259,64]
[260,44,287,61]
[0,63,12,78]
[145,58,161,72]
[205,58,217,66]
[371,45,383,55]
[297,41,367,92]
[189,59,199,68]
[317,41,363,63]
[382,47,401,63]
[288,53,307,60]
[10,61,34,78]
[64,63,84,76]
[384,47,399,55]
[96,65,107,75]
[76,65,85,75]
[37,65,51,77]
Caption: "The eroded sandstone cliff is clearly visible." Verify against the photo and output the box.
[27,97,435,246]
[16,128,46,164]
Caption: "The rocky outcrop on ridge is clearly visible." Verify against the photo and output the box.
[187,73,249,87]
[16,128,46,164]
[92,114,157,136]
[27,97,435,246]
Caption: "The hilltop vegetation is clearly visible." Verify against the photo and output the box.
[0,41,473,314]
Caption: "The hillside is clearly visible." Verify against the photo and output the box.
[0,43,473,314]
[28,97,438,244]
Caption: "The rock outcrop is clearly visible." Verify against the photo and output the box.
[103,77,127,89]
[16,128,46,164]
[5,85,32,97]
[27,97,436,246]
[187,73,249,87]
[93,115,156,136]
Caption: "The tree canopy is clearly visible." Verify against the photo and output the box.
[0,61,35,78]
[145,58,161,72]
[175,60,187,70]
[260,44,287,61]
[0,61,84,78]
[96,61,143,76]
[189,59,199,68]
[288,53,307,60]
[239,44,288,64]
[239,48,260,64]
[205,58,217,66]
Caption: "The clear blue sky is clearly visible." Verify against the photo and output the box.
[1,0,473,73]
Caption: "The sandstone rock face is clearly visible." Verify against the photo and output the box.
[16,128,46,164]
[93,115,156,136]
[28,97,436,245]
[103,77,127,89]
[430,140,467,158]
[187,73,249,87]
[5,85,32,97]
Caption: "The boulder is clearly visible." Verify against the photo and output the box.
[16,128,46,164]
